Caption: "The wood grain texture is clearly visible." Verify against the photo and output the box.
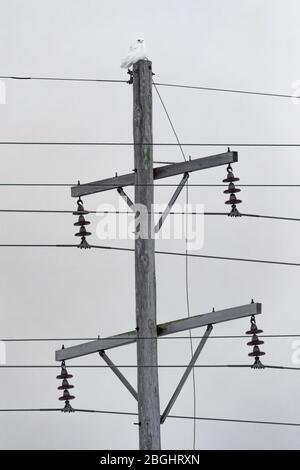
[133,60,161,450]
[154,172,189,233]
[71,151,238,197]
[56,303,261,360]
[99,351,138,400]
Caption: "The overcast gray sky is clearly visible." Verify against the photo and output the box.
[0,0,300,449]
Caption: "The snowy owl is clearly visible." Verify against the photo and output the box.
[120,38,146,69]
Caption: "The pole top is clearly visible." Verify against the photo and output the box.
[133,59,152,71]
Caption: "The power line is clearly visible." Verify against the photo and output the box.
[0,75,127,84]
[4,70,299,447]
[0,244,77,248]
[0,364,299,370]
[0,243,299,268]
[0,407,299,428]
[0,209,299,223]
[0,183,300,188]
[72,410,300,427]
[1,142,300,147]
[1,74,297,100]
[3,71,299,447]
[0,364,251,369]
[0,408,62,412]
[154,82,300,100]
[91,245,300,268]
[236,213,300,222]
[76,409,300,427]
[154,249,300,268]
[0,183,74,187]
[0,334,299,342]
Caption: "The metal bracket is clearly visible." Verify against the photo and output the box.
[99,351,138,401]
[155,172,189,233]
[160,324,213,424]
[127,70,133,85]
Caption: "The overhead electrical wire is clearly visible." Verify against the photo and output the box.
[0,75,127,84]
[0,183,300,188]
[93,245,300,268]
[0,209,299,224]
[2,72,300,439]
[0,243,299,268]
[0,364,299,370]
[0,334,299,342]
[0,141,300,147]
[0,74,298,100]
[154,82,300,100]
[0,407,299,428]
[0,364,251,369]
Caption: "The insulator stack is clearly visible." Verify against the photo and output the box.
[223,161,242,217]
[246,314,265,369]
[56,357,75,412]
[73,197,91,249]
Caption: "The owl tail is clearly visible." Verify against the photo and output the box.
[120,58,131,69]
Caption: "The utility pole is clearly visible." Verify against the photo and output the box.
[132,60,161,450]
[56,60,263,451]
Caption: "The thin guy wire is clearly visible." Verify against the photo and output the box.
[152,81,186,161]
[185,180,197,449]
[154,80,196,448]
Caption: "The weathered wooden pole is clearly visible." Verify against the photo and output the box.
[133,59,161,450]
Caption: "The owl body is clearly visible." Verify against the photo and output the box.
[121,38,146,69]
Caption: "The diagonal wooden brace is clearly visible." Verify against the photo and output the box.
[154,172,189,233]
[99,351,138,401]
[160,324,213,423]
[117,187,134,210]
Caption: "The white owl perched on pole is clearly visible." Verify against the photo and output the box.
[120,38,147,69]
